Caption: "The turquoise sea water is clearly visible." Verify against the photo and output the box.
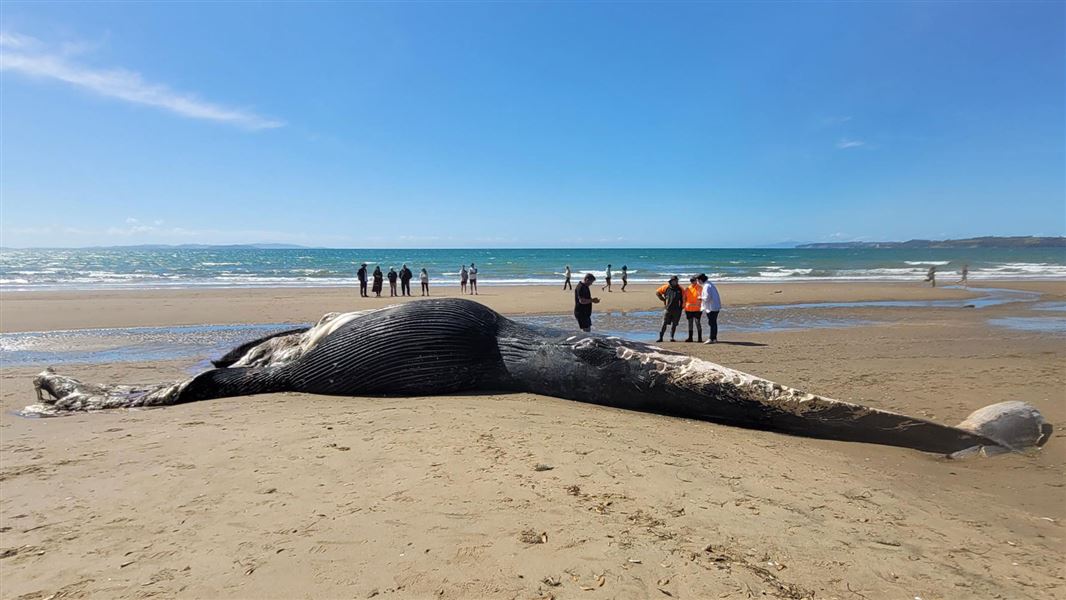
[1,247,1064,291]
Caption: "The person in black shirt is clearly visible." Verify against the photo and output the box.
[399,264,413,296]
[387,267,399,297]
[357,263,368,297]
[574,273,600,332]
[655,276,685,342]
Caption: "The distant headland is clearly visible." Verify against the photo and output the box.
[797,236,1066,249]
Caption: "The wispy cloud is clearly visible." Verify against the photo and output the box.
[0,31,283,130]
[836,138,866,149]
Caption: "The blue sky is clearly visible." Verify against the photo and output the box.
[1,2,1063,248]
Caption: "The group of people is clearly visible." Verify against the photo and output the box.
[923,264,969,288]
[655,274,721,343]
[355,262,483,298]
[573,271,721,343]
[459,263,479,295]
[357,263,430,298]
[563,264,628,292]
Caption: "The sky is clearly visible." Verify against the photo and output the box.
[1,1,1063,248]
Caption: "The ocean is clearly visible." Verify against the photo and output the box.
[1,247,1064,291]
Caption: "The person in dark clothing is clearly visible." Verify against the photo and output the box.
[387,268,398,297]
[399,264,413,296]
[357,263,368,297]
[655,276,685,342]
[621,265,628,292]
[372,266,383,297]
[924,265,937,287]
[574,273,600,332]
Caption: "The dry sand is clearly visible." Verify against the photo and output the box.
[1,281,1064,599]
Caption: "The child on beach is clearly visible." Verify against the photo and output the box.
[420,268,430,296]
[602,264,613,292]
[925,266,937,287]
[683,276,703,342]
[621,265,628,292]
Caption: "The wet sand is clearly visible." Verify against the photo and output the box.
[0,281,984,332]
[1,281,1064,599]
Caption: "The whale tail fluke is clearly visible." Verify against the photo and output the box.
[950,401,1053,458]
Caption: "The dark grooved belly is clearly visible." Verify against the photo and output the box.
[280,300,511,396]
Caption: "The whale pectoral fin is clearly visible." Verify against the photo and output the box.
[177,367,282,402]
[212,327,310,367]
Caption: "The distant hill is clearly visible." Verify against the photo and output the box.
[797,236,1066,249]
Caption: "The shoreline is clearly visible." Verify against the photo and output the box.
[3,275,1065,294]
[3,279,1064,333]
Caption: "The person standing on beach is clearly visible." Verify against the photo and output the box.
[469,263,479,295]
[960,264,969,286]
[574,273,600,332]
[372,266,384,297]
[420,268,430,296]
[387,267,399,297]
[460,265,469,294]
[563,265,572,290]
[656,276,685,342]
[399,264,413,296]
[697,273,721,344]
[683,276,704,342]
[621,265,628,292]
[357,263,368,298]
[602,264,613,292]
[925,265,937,287]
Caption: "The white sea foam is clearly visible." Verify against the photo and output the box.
[905,260,951,265]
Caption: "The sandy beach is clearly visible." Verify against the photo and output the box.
[2,281,1064,599]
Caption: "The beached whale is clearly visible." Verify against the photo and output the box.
[31,298,1052,457]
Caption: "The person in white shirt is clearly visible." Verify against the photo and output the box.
[696,273,721,344]
[563,265,572,290]
[469,263,479,295]
[420,268,430,296]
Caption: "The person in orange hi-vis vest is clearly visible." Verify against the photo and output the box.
[683,275,704,342]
